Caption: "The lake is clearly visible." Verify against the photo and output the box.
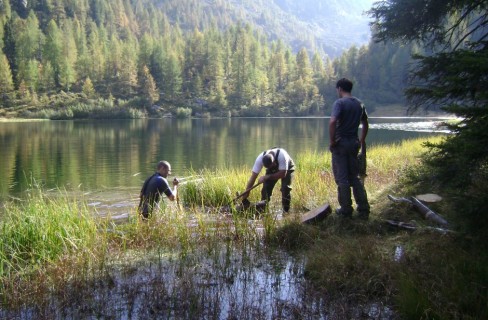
[0,117,449,203]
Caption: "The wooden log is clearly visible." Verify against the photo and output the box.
[410,197,448,226]
[388,194,449,226]
[300,203,332,224]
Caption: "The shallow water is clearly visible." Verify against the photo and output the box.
[0,243,397,319]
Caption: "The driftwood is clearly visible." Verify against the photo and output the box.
[388,194,449,226]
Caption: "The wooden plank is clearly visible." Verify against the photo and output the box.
[300,203,332,224]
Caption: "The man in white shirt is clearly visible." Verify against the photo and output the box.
[241,147,295,213]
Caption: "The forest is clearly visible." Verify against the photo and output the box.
[0,0,414,119]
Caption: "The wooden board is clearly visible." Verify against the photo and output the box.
[300,203,332,224]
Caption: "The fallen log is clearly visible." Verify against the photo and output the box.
[387,194,449,226]
[410,197,448,226]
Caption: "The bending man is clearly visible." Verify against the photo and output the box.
[242,147,295,213]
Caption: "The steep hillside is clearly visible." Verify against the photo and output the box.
[157,0,374,57]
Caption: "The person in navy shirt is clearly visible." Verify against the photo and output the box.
[329,78,370,219]
[138,160,179,219]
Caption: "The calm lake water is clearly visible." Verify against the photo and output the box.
[0,117,449,202]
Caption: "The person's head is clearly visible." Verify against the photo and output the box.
[336,78,353,96]
[156,160,172,177]
[262,153,276,169]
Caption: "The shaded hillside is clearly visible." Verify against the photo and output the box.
[157,0,373,58]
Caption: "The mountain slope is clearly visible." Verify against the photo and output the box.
[157,0,374,57]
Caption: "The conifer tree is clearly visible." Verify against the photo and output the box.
[82,77,95,98]
[43,19,62,87]
[58,21,78,91]
[163,51,183,100]
[369,0,488,233]
[0,53,14,98]
[140,65,159,106]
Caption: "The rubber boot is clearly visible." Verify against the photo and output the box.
[336,185,353,217]
[281,185,292,213]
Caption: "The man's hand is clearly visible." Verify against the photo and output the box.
[173,177,179,186]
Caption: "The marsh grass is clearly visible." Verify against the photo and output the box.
[1,136,486,319]
[0,188,99,277]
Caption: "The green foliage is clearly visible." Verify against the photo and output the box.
[175,107,191,119]
[369,0,488,240]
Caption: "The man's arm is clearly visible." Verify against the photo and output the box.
[360,118,369,147]
[242,171,259,200]
[259,170,286,183]
[165,178,179,201]
[329,116,338,150]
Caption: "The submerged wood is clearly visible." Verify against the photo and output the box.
[300,203,331,224]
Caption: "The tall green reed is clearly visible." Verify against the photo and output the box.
[0,187,99,277]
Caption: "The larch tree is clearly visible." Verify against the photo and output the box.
[140,65,159,107]
[43,19,62,87]
[0,52,14,98]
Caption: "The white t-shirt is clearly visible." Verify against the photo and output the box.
[252,148,292,174]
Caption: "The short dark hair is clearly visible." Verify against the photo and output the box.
[336,78,353,93]
[157,160,170,170]
[262,154,274,168]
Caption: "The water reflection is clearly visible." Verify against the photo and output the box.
[0,118,448,200]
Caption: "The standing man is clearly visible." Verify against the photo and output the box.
[138,160,179,219]
[242,147,295,213]
[329,78,370,219]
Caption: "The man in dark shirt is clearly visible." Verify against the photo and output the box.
[138,160,179,219]
[329,78,370,219]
